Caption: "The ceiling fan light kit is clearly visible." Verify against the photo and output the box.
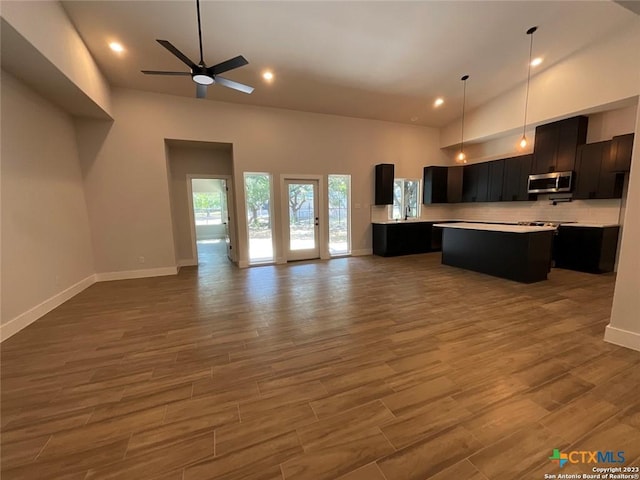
[141,0,254,98]
[193,74,214,86]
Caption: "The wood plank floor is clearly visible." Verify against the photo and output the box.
[2,241,640,480]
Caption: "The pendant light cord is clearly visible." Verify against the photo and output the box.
[523,27,537,139]
[460,75,469,157]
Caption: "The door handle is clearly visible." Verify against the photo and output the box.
[315,217,319,226]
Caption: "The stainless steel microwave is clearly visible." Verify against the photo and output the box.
[528,171,573,194]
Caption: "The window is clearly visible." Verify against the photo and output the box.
[391,178,420,220]
[244,173,274,263]
[328,174,351,255]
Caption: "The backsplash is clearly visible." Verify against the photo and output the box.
[440,198,622,225]
[372,198,623,225]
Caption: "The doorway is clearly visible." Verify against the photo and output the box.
[283,179,320,261]
[187,176,234,266]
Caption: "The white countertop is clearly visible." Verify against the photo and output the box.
[372,219,620,228]
[433,222,556,234]
[372,219,445,225]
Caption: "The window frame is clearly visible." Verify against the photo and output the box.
[389,177,421,220]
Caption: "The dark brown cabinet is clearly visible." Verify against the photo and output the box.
[375,163,394,205]
[532,116,588,174]
[502,154,533,201]
[462,163,489,202]
[574,141,623,199]
[423,166,448,204]
[372,222,433,256]
[447,166,463,203]
[423,166,463,204]
[609,133,634,172]
[554,225,619,273]
[487,160,505,202]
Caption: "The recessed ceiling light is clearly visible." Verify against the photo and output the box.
[109,42,125,53]
[434,98,444,107]
[531,57,543,67]
[262,71,274,81]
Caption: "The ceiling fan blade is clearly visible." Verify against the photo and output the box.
[209,55,249,75]
[156,39,197,69]
[196,84,207,99]
[215,76,254,94]
[141,70,191,76]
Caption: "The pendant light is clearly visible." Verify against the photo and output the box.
[457,74,469,163]
[520,26,538,149]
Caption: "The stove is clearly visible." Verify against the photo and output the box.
[516,220,577,228]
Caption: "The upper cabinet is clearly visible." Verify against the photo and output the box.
[574,140,623,200]
[502,154,533,201]
[462,163,489,203]
[532,116,588,174]
[423,166,463,204]
[487,160,505,202]
[375,163,394,205]
[447,166,463,203]
[609,133,634,172]
[423,166,448,204]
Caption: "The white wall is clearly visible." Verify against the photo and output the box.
[167,145,233,263]
[1,70,95,339]
[80,88,445,271]
[0,0,112,117]
[587,104,639,143]
[606,105,640,351]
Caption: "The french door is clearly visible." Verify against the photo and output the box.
[284,179,320,261]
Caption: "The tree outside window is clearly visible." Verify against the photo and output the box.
[392,179,420,219]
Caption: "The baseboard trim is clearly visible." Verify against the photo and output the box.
[1,274,96,342]
[604,324,640,352]
[177,259,198,268]
[95,266,178,282]
[351,249,373,257]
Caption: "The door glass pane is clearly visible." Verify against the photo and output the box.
[192,179,224,225]
[328,175,350,255]
[244,173,273,263]
[288,183,315,251]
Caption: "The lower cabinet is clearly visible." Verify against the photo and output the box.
[373,222,436,257]
[554,226,620,273]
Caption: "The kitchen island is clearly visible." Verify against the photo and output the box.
[433,222,556,283]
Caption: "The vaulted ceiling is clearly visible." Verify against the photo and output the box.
[61,1,636,127]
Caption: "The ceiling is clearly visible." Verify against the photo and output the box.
[61,1,636,127]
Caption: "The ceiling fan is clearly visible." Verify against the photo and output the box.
[141,0,254,98]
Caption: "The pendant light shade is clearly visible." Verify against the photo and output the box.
[520,26,538,149]
[458,74,469,163]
